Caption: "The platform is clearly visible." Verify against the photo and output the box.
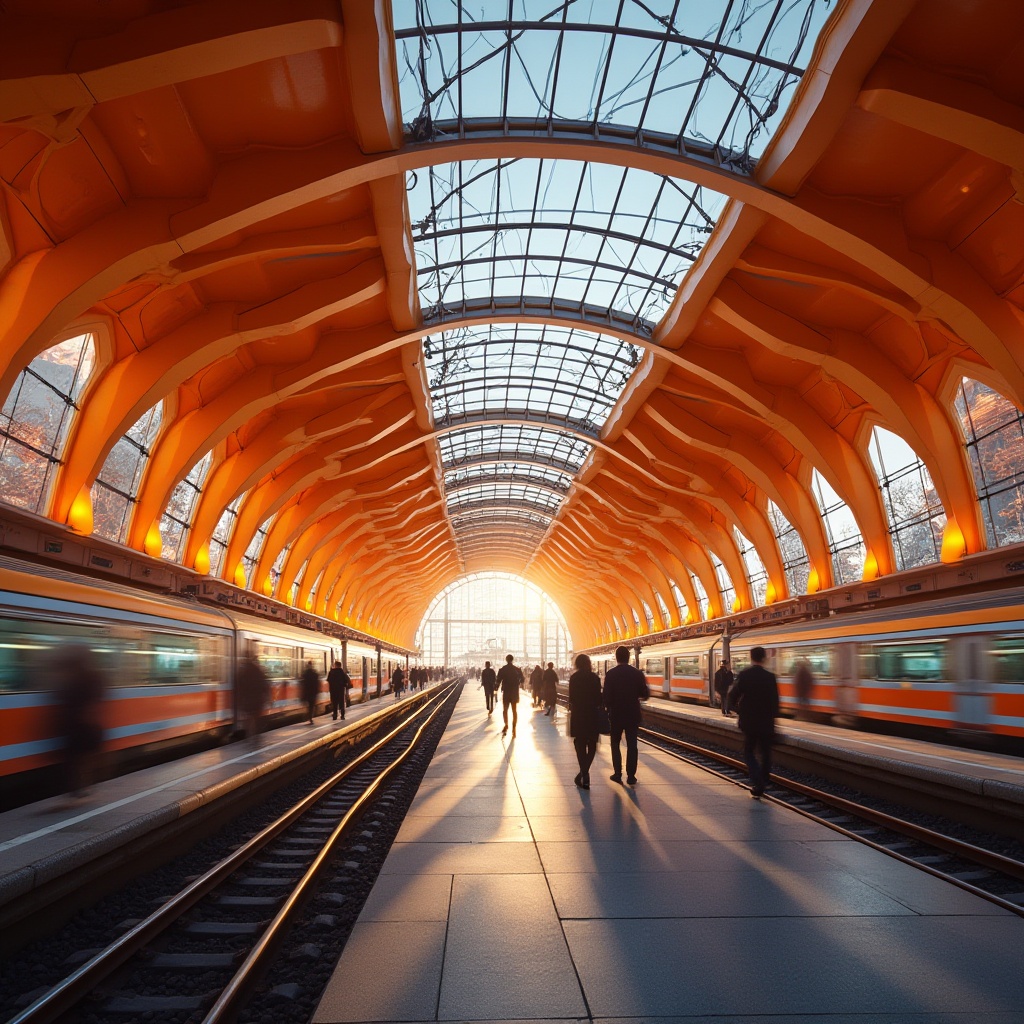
[313,690,1024,1024]
[0,691,396,912]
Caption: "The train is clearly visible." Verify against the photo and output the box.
[0,556,408,804]
[593,589,1024,741]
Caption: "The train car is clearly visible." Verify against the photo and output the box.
[0,557,236,791]
[635,589,1024,740]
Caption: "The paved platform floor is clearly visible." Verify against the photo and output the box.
[313,690,1024,1024]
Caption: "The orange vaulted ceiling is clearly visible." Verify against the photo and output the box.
[0,0,1022,650]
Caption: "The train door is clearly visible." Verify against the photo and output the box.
[951,635,988,731]
[834,642,858,723]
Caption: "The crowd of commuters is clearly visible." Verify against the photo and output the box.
[474,645,780,800]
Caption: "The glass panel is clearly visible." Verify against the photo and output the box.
[811,469,865,585]
[767,499,810,596]
[859,641,946,683]
[673,655,701,677]
[734,526,768,606]
[160,453,212,561]
[990,636,1024,684]
[0,332,95,513]
[426,323,639,433]
[396,2,830,164]
[208,495,242,578]
[410,158,725,325]
[710,551,735,613]
[92,402,163,543]
[689,571,708,619]
[954,377,1024,547]
[868,426,946,571]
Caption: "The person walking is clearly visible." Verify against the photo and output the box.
[327,659,351,720]
[391,665,405,700]
[530,664,543,706]
[567,653,602,789]
[497,654,523,737]
[603,646,648,785]
[728,646,780,799]
[300,660,320,724]
[481,660,497,714]
[714,658,734,715]
[236,651,271,745]
[542,661,559,717]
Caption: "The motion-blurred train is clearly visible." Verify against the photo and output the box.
[0,556,401,803]
[596,589,1024,741]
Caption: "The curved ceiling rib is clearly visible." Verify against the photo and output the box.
[0,0,1021,654]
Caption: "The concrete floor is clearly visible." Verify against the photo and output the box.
[313,689,1024,1024]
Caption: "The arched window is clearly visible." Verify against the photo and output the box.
[734,527,768,606]
[688,571,708,620]
[243,517,273,588]
[954,378,1024,547]
[92,402,162,543]
[0,332,94,513]
[710,552,735,613]
[811,469,865,585]
[767,499,810,596]
[641,601,654,630]
[208,495,242,577]
[654,589,671,627]
[670,580,690,622]
[868,426,946,571]
[160,453,211,561]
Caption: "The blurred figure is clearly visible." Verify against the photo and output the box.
[603,646,649,785]
[497,654,523,737]
[542,661,559,717]
[52,645,107,796]
[481,660,497,714]
[728,646,779,799]
[300,660,320,723]
[237,652,271,744]
[530,664,543,706]
[391,665,405,700]
[794,660,815,720]
[568,653,602,789]
[714,658,734,716]
[327,660,351,720]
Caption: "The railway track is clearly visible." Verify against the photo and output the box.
[639,721,1024,917]
[7,681,461,1024]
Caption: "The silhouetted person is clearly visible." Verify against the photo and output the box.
[568,653,602,789]
[794,660,815,720]
[237,653,271,744]
[497,654,523,737]
[53,645,106,796]
[530,664,543,706]
[714,659,734,715]
[542,661,559,717]
[327,660,351,720]
[391,665,405,700]
[300,660,320,723]
[728,646,779,799]
[481,660,497,714]
[603,646,649,785]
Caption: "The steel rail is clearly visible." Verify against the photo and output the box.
[8,682,458,1024]
[638,724,1024,918]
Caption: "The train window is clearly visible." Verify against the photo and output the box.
[142,632,226,686]
[644,658,664,676]
[302,647,328,675]
[778,646,833,678]
[256,643,294,681]
[673,655,700,677]
[859,641,946,682]
[0,617,109,691]
[990,637,1024,684]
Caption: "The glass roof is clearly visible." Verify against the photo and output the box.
[426,323,639,432]
[397,1,833,570]
[410,158,725,325]
[395,0,829,167]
